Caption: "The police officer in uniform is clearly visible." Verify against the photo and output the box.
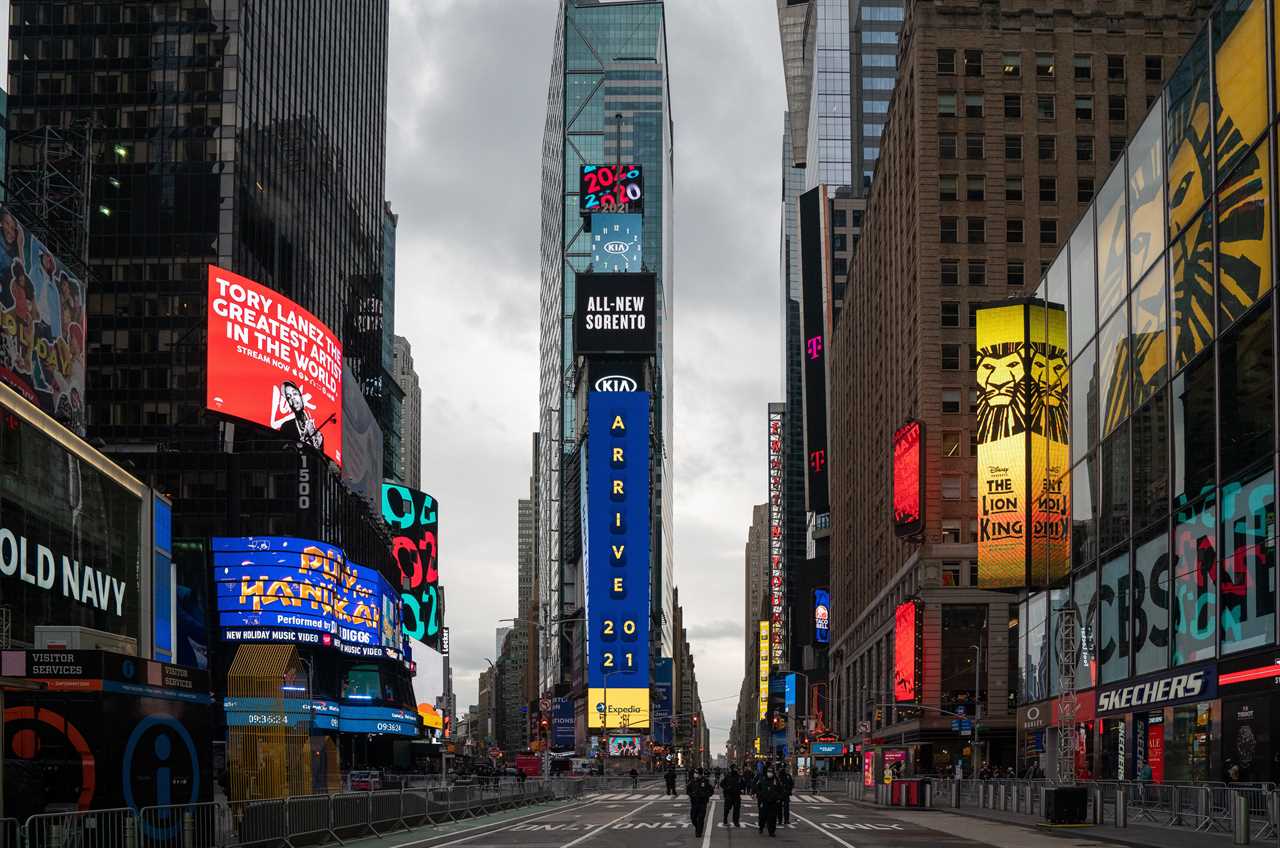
[687,768,714,838]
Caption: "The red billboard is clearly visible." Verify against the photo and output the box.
[205,265,343,466]
[892,420,924,537]
[893,601,918,702]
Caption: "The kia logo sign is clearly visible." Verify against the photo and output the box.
[603,241,629,255]
[594,375,638,392]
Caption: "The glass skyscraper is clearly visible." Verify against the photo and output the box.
[538,0,675,694]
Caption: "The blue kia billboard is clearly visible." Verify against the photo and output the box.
[212,536,403,660]
[586,391,651,730]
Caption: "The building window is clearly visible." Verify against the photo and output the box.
[969,388,980,413]
[941,258,960,286]
[966,133,985,160]
[1075,95,1094,120]
[968,345,979,370]
[1004,94,1022,118]
[967,217,986,243]
[1110,135,1126,162]
[1038,135,1056,161]
[964,94,984,117]
[1076,135,1094,161]
[938,48,956,74]
[942,389,962,414]
[1040,218,1057,245]
[943,562,962,586]
[968,302,979,328]
[942,302,961,328]
[1078,177,1095,202]
[941,520,962,544]
[1145,55,1163,82]
[1036,94,1056,119]
[1108,94,1126,122]
[940,134,958,159]
[1073,54,1092,80]
[964,49,983,77]
[968,260,987,286]
[1007,261,1025,286]
[942,476,963,500]
[942,343,961,369]
[1005,134,1023,160]
[1040,176,1057,202]
[939,92,957,117]
[969,431,980,456]
[941,217,958,243]
[966,175,986,201]
[1107,54,1125,80]
[940,175,958,201]
[1007,219,1025,243]
[1005,176,1024,201]
[1002,52,1021,77]
[1036,52,1055,78]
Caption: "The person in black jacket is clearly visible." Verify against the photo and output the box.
[665,765,678,796]
[756,767,780,837]
[778,767,795,825]
[720,764,742,827]
[687,768,715,837]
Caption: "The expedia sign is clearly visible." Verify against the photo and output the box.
[1097,663,1216,715]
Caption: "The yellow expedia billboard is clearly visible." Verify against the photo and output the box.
[975,300,1069,588]
[758,621,769,720]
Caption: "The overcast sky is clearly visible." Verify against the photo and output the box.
[387,0,785,755]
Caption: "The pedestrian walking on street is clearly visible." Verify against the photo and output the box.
[629,768,639,790]
[687,768,714,838]
[665,765,678,796]
[721,764,742,827]
[756,767,780,837]
[778,768,795,825]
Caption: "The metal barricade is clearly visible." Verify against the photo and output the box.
[369,790,407,834]
[0,819,18,848]
[329,793,373,839]
[26,808,137,848]
[400,789,430,828]
[138,802,231,848]
[231,798,289,848]
[284,794,338,846]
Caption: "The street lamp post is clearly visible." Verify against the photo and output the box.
[969,643,982,774]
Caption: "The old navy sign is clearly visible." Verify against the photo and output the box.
[1097,663,1216,715]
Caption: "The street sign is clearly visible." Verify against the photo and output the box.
[857,720,870,733]
[950,720,974,732]
[540,697,551,711]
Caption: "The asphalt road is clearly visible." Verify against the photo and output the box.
[371,781,1010,848]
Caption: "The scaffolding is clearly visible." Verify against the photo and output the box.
[5,123,94,274]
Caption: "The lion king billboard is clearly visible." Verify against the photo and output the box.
[975,300,1069,588]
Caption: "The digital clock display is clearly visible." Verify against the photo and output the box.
[580,164,643,215]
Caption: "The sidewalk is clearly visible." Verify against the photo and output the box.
[856,799,1252,848]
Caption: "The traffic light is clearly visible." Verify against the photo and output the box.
[539,716,550,735]
[692,714,700,727]
[874,708,883,723]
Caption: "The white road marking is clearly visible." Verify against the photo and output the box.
[559,797,662,848]
[387,799,599,848]
[792,812,859,848]
[700,800,717,848]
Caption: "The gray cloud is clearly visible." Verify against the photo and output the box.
[387,0,785,756]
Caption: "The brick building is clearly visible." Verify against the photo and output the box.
[828,0,1207,773]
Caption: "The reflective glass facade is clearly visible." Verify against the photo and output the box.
[538,0,675,688]
[1027,0,1279,691]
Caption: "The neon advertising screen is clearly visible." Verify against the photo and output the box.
[586,391,651,730]
[893,601,919,702]
[206,265,343,466]
[590,214,643,274]
[798,187,830,516]
[814,589,830,644]
[381,484,443,651]
[579,164,643,215]
[212,536,403,660]
[892,420,924,537]
[768,406,786,668]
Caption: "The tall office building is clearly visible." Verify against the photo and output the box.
[382,202,404,481]
[7,3,394,552]
[394,334,422,490]
[537,0,675,716]
[827,0,1203,769]
[851,2,906,190]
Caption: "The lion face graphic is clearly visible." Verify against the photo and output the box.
[1030,342,1069,444]
[976,342,1029,443]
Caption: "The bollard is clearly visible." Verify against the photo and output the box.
[998,785,1006,811]
[1234,793,1251,846]
[1116,788,1128,828]
[1093,787,1104,825]
[924,782,933,809]
[951,780,960,808]
[126,814,139,848]
[184,811,195,848]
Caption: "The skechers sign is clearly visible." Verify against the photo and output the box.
[574,273,657,355]
[586,391,651,730]
[1096,663,1217,715]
